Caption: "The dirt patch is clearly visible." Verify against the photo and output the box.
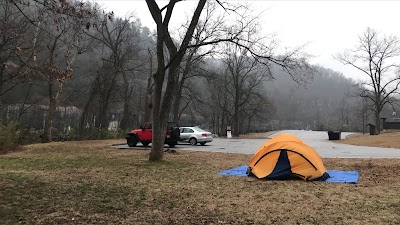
[1,140,399,224]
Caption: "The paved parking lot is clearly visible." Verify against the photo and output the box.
[114,130,400,158]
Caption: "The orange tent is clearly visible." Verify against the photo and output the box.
[247,133,330,181]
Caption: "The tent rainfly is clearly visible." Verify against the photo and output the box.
[247,133,330,181]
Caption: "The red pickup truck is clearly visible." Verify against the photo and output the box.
[126,122,180,147]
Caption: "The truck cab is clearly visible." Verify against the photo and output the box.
[126,122,180,147]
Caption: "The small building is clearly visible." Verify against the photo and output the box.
[382,111,400,130]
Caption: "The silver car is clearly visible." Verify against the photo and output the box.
[179,126,213,146]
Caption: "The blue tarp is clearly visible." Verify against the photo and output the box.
[324,170,359,183]
[217,165,359,183]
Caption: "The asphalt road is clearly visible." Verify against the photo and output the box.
[113,130,400,158]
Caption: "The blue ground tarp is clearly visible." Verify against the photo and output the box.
[217,165,359,183]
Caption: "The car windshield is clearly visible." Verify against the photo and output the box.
[192,127,207,132]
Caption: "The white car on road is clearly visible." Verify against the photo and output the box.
[179,127,213,146]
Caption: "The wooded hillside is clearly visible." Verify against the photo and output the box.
[1,0,387,142]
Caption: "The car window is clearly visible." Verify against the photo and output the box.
[144,123,152,129]
[193,127,207,132]
[182,128,194,133]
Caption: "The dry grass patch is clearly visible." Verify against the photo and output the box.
[337,132,400,148]
[0,140,399,224]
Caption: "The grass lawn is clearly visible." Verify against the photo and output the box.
[1,137,400,224]
[336,131,400,148]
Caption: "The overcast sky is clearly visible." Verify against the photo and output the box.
[92,1,400,81]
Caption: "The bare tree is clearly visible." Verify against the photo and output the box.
[35,4,88,142]
[85,16,143,131]
[198,66,231,135]
[145,0,313,161]
[0,1,32,99]
[336,28,400,134]
[171,49,205,123]
[145,0,207,161]
[221,43,272,136]
[200,56,273,136]
[242,92,274,134]
[8,0,101,141]
[171,2,220,122]
[143,48,155,123]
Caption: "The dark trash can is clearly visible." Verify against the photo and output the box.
[328,131,341,140]
[368,124,376,135]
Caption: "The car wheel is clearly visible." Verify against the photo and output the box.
[189,138,197,146]
[200,142,206,146]
[141,141,150,147]
[127,136,138,147]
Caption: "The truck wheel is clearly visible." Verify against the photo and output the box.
[127,136,138,147]
[168,141,177,148]
[189,138,197,146]
[141,141,150,147]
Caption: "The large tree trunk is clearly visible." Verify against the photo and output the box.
[149,72,165,161]
[172,77,184,122]
[150,62,180,161]
[143,67,153,123]
[374,108,381,135]
[143,49,154,123]
[148,12,166,161]
[373,93,383,135]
